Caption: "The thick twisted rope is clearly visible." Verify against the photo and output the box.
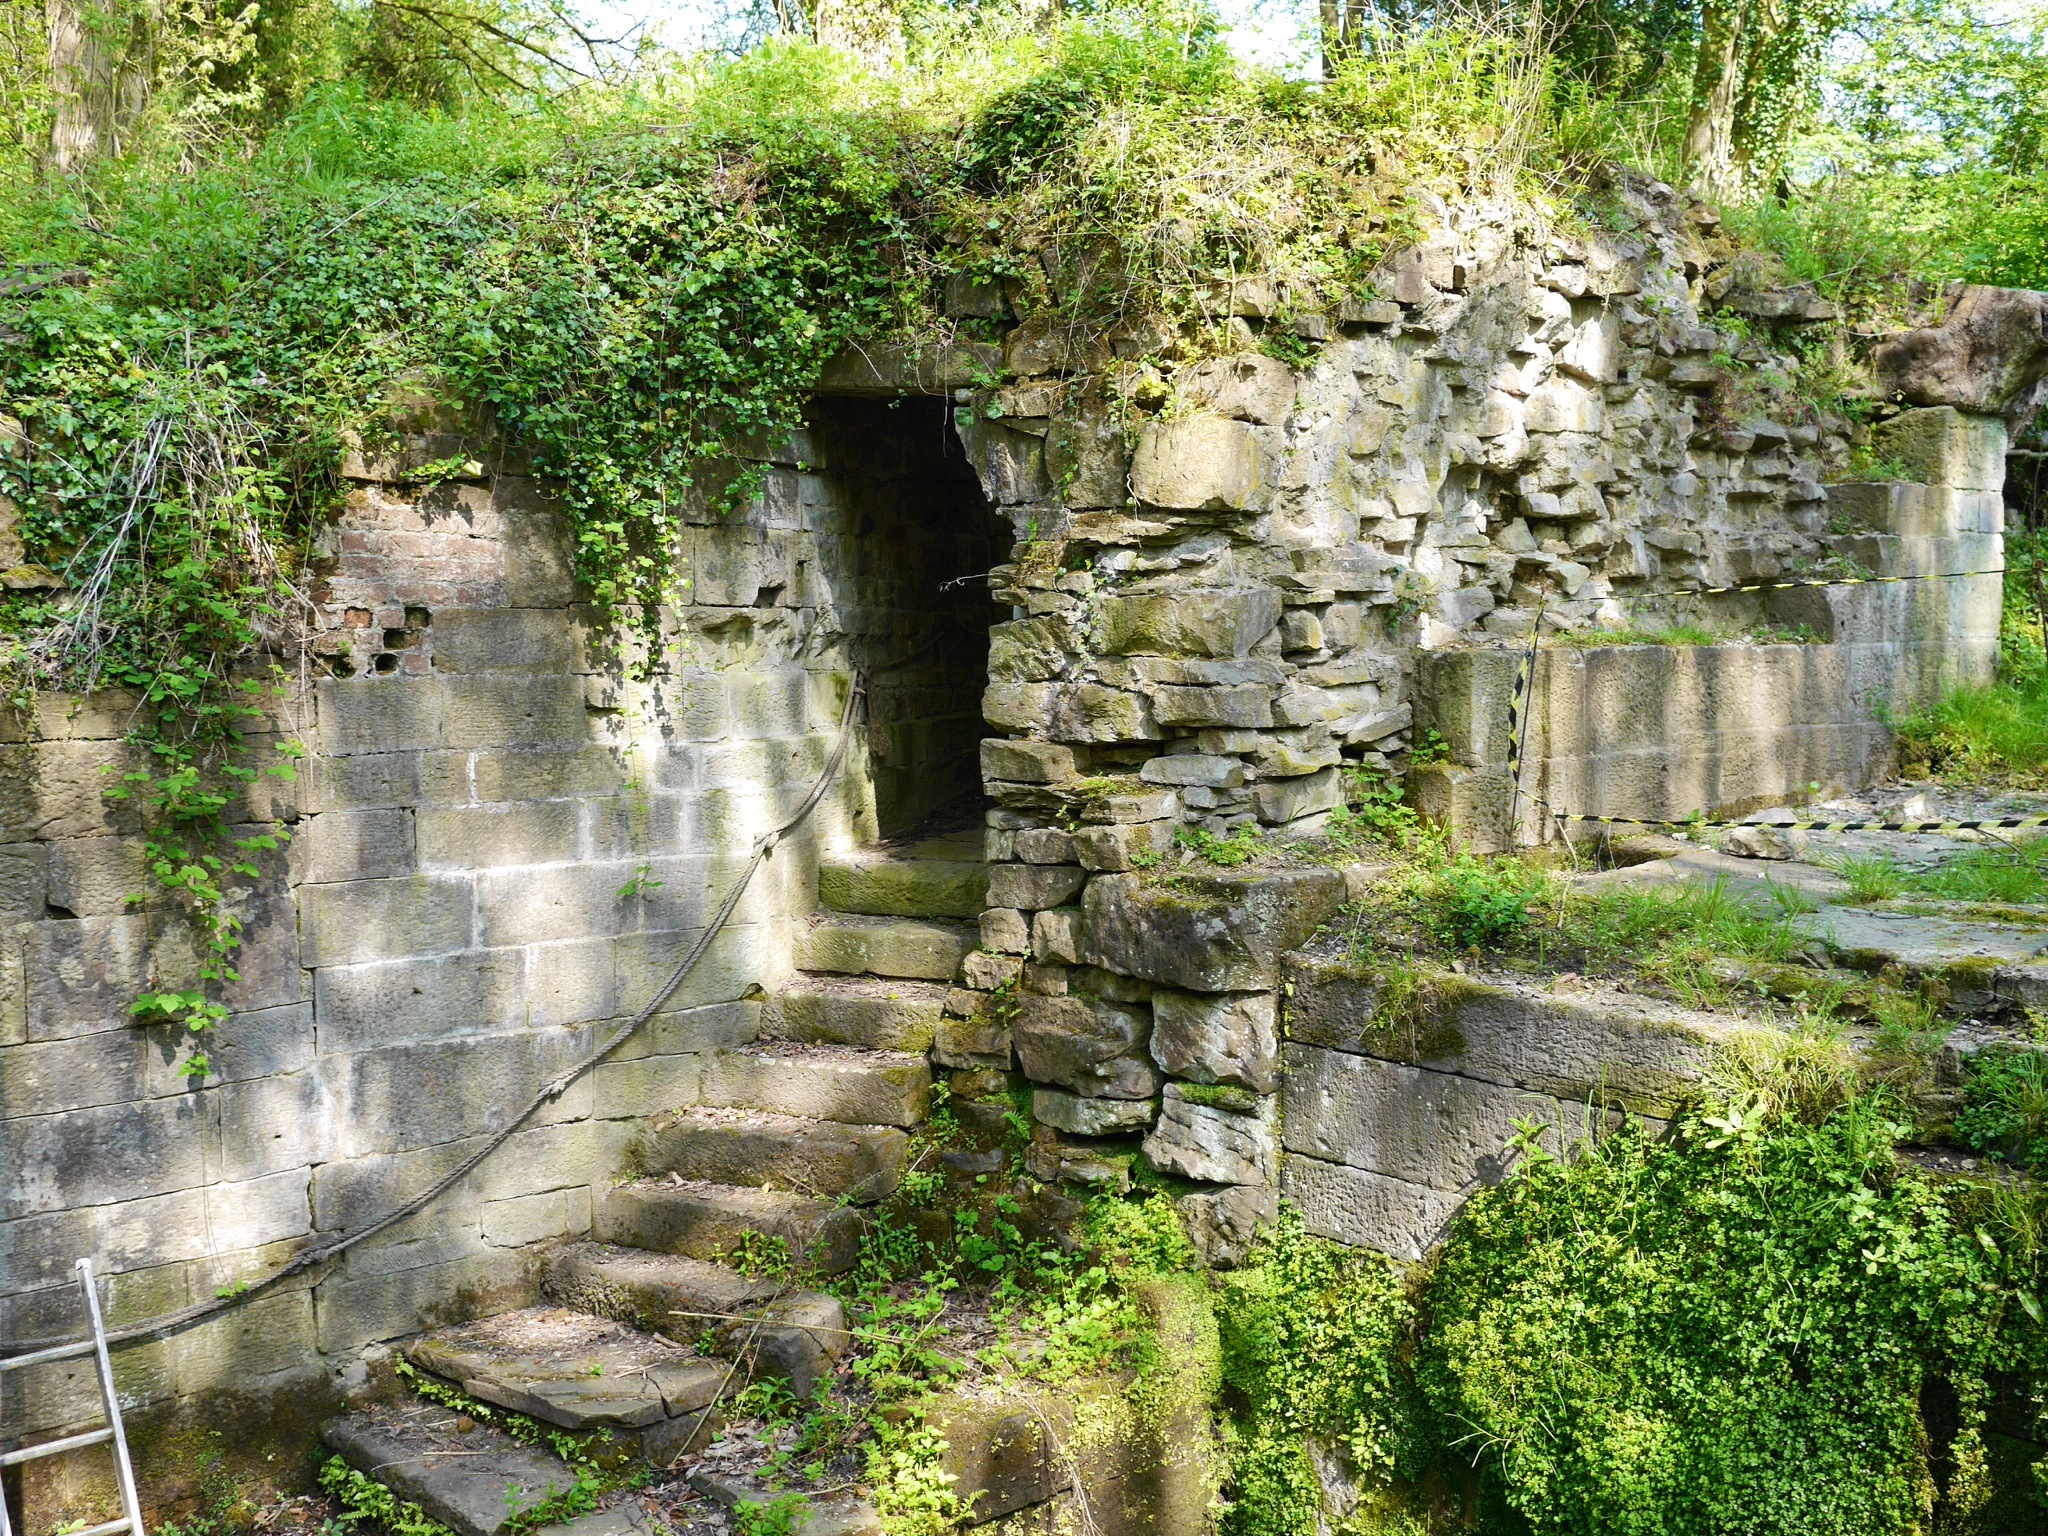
[4,670,869,1367]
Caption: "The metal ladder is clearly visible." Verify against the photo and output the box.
[0,1259,146,1536]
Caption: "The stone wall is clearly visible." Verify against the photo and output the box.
[947,190,2029,1264]
[0,395,1003,1520]
[1407,404,2005,845]
[5,162,2039,1515]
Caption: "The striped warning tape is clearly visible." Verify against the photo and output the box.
[1504,595,1545,829]
[1550,809,2048,834]
[1616,566,2005,600]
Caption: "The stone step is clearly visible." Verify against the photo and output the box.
[699,1045,931,1129]
[641,1108,909,1202]
[404,1306,733,1460]
[545,1243,848,1401]
[817,848,988,919]
[688,1470,881,1536]
[595,1179,867,1275]
[322,1408,654,1536]
[761,974,947,1052]
[794,912,975,982]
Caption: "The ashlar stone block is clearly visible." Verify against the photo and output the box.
[1014,994,1159,1099]
[1130,417,1275,512]
[1149,988,1278,1093]
[1143,1084,1276,1186]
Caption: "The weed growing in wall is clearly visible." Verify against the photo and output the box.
[1217,1213,1423,1536]
[319,1460,456,1536]
[1956,1036,2048,1174]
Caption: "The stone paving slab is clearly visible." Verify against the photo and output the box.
[544,1242,848,1400]
[596,1179,868,1273]
[322,1408,581,1536]
[641,1107,909,1202]
[406,1306,733,1431]
[688,1471,882,1536]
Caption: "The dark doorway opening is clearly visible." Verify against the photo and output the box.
[803,395,1005,839]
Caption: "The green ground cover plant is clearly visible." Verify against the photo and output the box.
[1344,847,1814,1007]
[1216,1078,2048,1535]
[1957,1039,2048,1174]
[1832,838,2048,906]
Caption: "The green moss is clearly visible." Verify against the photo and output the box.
[1174,1083,1261,1112]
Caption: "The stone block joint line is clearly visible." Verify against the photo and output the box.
[1504,596,1546,831]
[1618,564,2006,600]
[0,670,873,1365]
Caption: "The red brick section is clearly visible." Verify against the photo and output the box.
[311,482,512,676]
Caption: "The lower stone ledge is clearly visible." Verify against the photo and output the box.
[1280,1152,1464,1263]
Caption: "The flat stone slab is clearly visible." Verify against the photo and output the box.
[795,913,976,981]
[1281,956,1738,1116]
[322,1408,582,1536]
[698,1045,931,1128]
[761,975,947,1052]
[818,851,989,919]
[545,1243,847,1401]
[548,1504,660,1536]
[1562,844,1848,907]
[689,1471,882,1536]
[1802,904,2048,1008]
[595,1180,867,1274]
[407,1306,733,1430]
[643,1108,909,1202]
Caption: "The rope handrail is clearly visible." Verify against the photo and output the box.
[1,668,871,1366]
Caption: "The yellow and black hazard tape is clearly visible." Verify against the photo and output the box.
[1504,597,1546,826]
[1550,809,2048,835]
[1620,566,2006,601]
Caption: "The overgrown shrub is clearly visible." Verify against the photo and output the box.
[1218,1212,1422,1536]
[1418,1097,2036,1534]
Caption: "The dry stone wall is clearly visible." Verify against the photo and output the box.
[947,191,2025,1261]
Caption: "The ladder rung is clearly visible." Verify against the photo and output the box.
[70,1520,135,1536]
[0,1427,114,1466]
[0,1337,95,1373]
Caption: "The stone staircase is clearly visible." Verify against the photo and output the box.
[320,828,991,1536]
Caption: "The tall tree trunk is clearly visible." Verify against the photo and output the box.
[1321,0,1364,78]
[43,0,150,173]
[1729,0,1790,184]
[813,0,901,71]
[44,0,109,173]
[1683,0,1745,197]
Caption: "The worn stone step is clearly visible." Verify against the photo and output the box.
[689,1470,881,1536]
[595,1179,867,1274]
[641,1108,909,1202]
[762,974,947,1052]
[818,848,989,919]
[794,912,975,981]
[404,1306,732,1460]
[321,1408,589,1536]
[913,1392,1060,1525]
[699,1045,931,1128]
[545,1242,848,1401]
